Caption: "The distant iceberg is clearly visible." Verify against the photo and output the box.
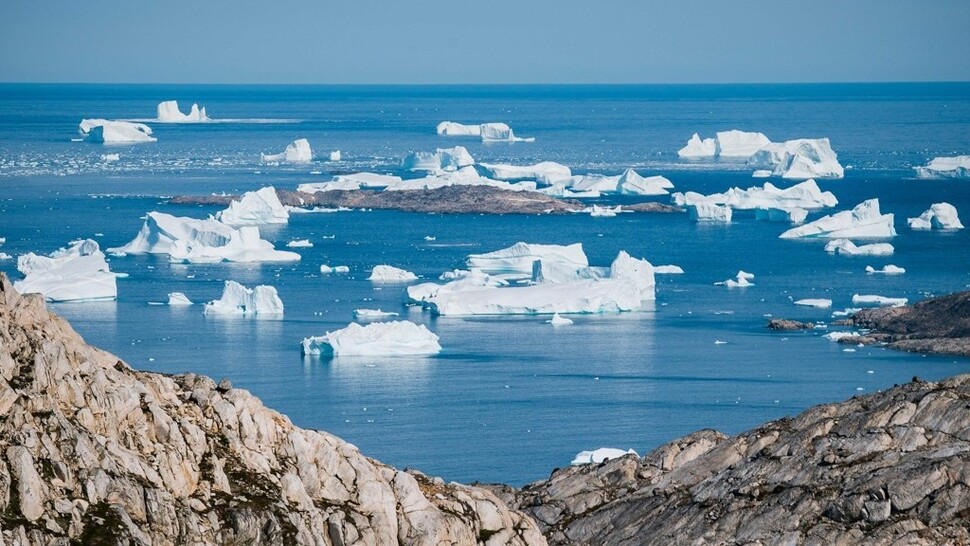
[678,130,770,158]
[298,172,403,193]
[748,138,844,179]
[779,199,895,239]
[478,162,572,184]
[368,265,418,283]
[677,133,717,158]
[329,150,341,161]
[383,166,535,193]
[437,121,534,142]
[156,100,209,123]
[215,186,289,226]
[402,146,474,172]
[436,121,481,137]
[301,321,441,357]
[167,292,194,305]
[688,203,732,222]
[79,119,156,144]
[907,202,964,230]
[14,239,118,302]
[320,264,350,274]
[204,280,284,316]
[286,239,313,248]
[794,298,832,308]
[654,265,684,274]
[109,212,300,263]
[466,242,588,279]
[914,155,970,179]
[587,205,621,217]
[715,270,754,288]
[866,265,905,275]
[261,138,312,163]
[824,239,894,256]
[353,309,400,320]
[852,294,907,307]
[673,180,837,212]
[571,448,638,465]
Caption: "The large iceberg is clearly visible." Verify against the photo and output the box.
[571,448,638,465]
[907,203,964,230]
[688,203,732,222]
[748,138,844,179]
[673,180,837,211]
[677,133,717,158]
[852,294,908,307]
[156,100,209,123]
[14,239,118,302]
[215,186,289,226]
[616,170,674,196]
[109,212,300,263]
[436,121,481,137]
[824,239,894,256]
[382,166,535,193]
[297,172,403,193]
[677,130,770,159]
[301,321,441,357]
[203,280,284,316]
[79,119,156,144]
[261,138,312,163]
[369,265,418,282]
[466,242,588,278]
[402,146,474,172]
[478,162,572,184]
[436,121,534,142]
[779,199,896,239]
[914,156,970,179]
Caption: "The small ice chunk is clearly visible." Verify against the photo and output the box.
[286,239,313,248]
[301,320,441,357]
[261,138,312,163]
[100,153,120,162]
[79,119,156,144]
[353,309,400,320]
[570,447,638,465]
[329,150,341,161]
[824,331,860,342]
[865,265,905,275]
[156,100,209,123]
[587,205,621,217]
[715,270,754,288]
[548,313,573,326]
[852,294,908,307]
[167,292,193,306]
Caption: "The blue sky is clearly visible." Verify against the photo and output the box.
[1,0,967,84]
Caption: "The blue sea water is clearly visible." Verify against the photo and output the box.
[0,83,968,485]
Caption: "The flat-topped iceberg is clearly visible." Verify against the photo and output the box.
[436,121,481,137]
[297,172,403,193]
[795,298,832,308]
[14,239,118,302]
[79,119,156,144]
[382,166,535,193]
[866,265,905,275]
[678,130,770,158]
[688,203,732,222]
[478,162,572,184]
[301,320,441,357]
[261,138,312,163]
[167,292,193,305]
[436,121,534,142]
[204,280,284,316]
[914,155,970,179]
[824,239,894,256]
[571,448,638,465]
[402,146,474,172]
[369,265,418,283]
[215,186,289,226]
[156,100,209,123]
[748,138,844,179]
[852,294,908,307]
[779,199,896,239]
[466,242,588,278]
[109,212,300,263]
[286,239,313,248]
[715,271,754,288]
[548,313,573,326]
[907,202,964,230]
[673,180,837,211]
[654,265,684,274]
[353,309,399,320]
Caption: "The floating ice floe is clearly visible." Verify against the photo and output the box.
[369,265,418,283]
[673,180,837,212]
[286,239,313,248]
[301,320,441,357]
[548,313,573,326]
[852,294,908,307]
[478,162,572,184]
[748,138,844,179]
[215,186,289,226]
[866,265,906,275]
[403,146,474,172]
[715,270,754,288]
[466,242,588,279]
[824,331,860,342]
[320,264,350,274]
[907,202,964,230]
[752,169,773,178]
[914,155,970,179]
[156,100,209,123]
[167,292,193,306]
[14,239,119,302]
[654,265,684,274]
[79,119,156,144]
[688,203,732,222]
[436,121,534,142]
[779,199,895,239]
[795,298,832,308]
[824,239,895,256]
[571,448,638,465]
[204,280,284,316]
[0,253,11,260]
[261,138,312,163]
[353,309,400,320]
[109,212,300,263]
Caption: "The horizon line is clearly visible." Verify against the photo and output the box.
[1,80,968,87]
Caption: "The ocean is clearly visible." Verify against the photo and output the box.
[1,83,968,485]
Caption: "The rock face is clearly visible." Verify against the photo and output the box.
[0,274,545,545]
[490,376,970,546]
[767,318,815,330]
[851,290,970,356]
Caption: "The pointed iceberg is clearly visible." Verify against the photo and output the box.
[156,100,209,123]
[215,186,289,226]
[261,138,312,163]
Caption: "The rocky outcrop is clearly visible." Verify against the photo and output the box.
[767,318,816,331]
[491,376,970,546]
[850,291,970,356]
[0,274,545,545]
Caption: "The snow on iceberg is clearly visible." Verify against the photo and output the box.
[478,162,572,184]
[914,155,970,179]
[14,239,118,302]
[907,202,964,230]
[795,298,832,308]
[204,280,284,316]
[748,138,844,179]
[261,138,312,163]
[402,146,474,172]
[108,212,300,263]
[571,448,638,465]
[368,265,418,283]
[688,203,732,222]
[466,242,588,278]
[715,271,754,288]
[852,294,907,307]
[79,119,156,144]
[779,199,895,239]
[383,166,535,193]
[167,292,193,305]
[301,320,441,357]
[156,100,209,123]
[866,265,905,275]
[215,186,289,226]
[824,239,894,256]
[353,309,400,320]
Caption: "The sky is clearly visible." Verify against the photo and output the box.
[1,0,968,84]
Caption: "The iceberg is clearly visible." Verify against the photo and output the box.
[14,239,118,302]
[436,121,534,142]
[286,239,313,248]
[688,203,732,222]
[795,298,832,308]
[752,169,773,178]
[215,186,289,226]
[436,121,482,137]
[203,281,284,316]
[779,199,895,239]
[301,320,441,357]
[654,265,684,274]
[866,265,905,275]
[824,239,894,256]
[108,212,300,263]
[677,133,717,158]
[616,170,673,196]
[548,313,573,326]
[167,292,193,306]
[402,146,474,172]
[571,448,638,465]
[852,294,908,307]
[466,242,588,278]
[714,130,772,158]
[748,138,844,179]
[406,270,508,306]
[368,265,418,283]
[754,207,808,224]
[155,100,209,123]
[673,180,837,212]
[320,264,350,274]
[824,331,860,342]
[261,138,312,163]
[382,166,535,193]
[587,205,621,217]
[907,202,964,230]
[914,155,970,179]
[715,271,754,288]
[329,150,341,161]
[478,162,572,184]
[298,172,403,193]
[79,119,156,144]
[353,309,400,320]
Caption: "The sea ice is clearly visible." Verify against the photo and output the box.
[907,202,964,230]
[301,320,441,357]
[852,294,908,307]
[79,119,156,144]
[466,242,588,278]
[436,121,482,137]
[261,138,312,163]
[824,239,895,256]
[14,239,118,302]
[203,280,284,316]
[478,161,572,184]
[795,298,832,308]
[914,155,970,179]
[866,265,905,275]
[286,239,313,248]
[383,166,535,192]
[654,265,684,274]
[402,146,474,172]
[353,309,400,320]
[688,203,732,222]
[548,313,573,326]
[156,100,209,123]
[436,121,534,142]
[779,199,896,239]
[368,265,418,283]
[167,292,193,305]
[571,448,638,465]
[215,186,289,226]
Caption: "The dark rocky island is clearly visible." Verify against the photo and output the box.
[849,290,970,357]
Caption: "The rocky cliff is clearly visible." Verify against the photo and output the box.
[489,376,970,545]
[850,290,970,357]
[0,274,545,545]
